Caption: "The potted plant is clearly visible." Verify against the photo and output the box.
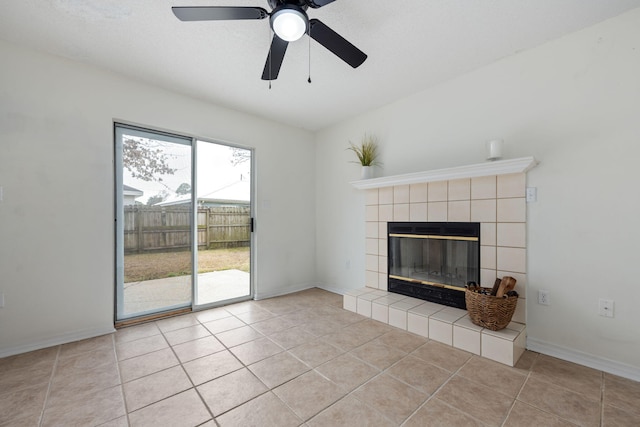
[348,134,380,179]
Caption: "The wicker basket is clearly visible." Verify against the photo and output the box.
[465,287,518,331]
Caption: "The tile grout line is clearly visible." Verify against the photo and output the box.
[36,336,128,426]
[600,370,605,427]
[401,351,481,426]
[334,331,434,426]
[226,302,371,424]
[108,333,131,427]
[191,304,312,422]
[218,303,326,423]
[524,366,605,402]
[122,320,204,420]
[177,311,260,424]
[37,344,61,427]
[196,307,275,423]
[501,363,535,427]
[329,369,394,425]
[513,354,590,426]
[448,356,534,426]
[162,318,218,426]
[318,309,449,424]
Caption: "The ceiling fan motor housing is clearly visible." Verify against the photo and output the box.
[268,0,335,10]
[268,0,309,10]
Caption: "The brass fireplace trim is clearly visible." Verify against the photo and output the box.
[388,274,466,292]
[388,233,478,242]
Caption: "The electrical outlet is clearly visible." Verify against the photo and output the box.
[538,290,550,305]
[599,299,614,318]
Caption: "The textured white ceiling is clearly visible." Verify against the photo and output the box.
[2,0,639,131]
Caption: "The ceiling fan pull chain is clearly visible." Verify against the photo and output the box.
[308,33,312,84]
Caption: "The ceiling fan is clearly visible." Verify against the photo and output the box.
[172,0,367,80]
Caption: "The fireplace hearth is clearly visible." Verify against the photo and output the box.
[388,222,480,309]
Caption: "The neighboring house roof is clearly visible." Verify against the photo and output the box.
[123,184,143,197]
[157,178,250,207]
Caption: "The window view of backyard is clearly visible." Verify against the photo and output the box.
[121,204,252,315]
[124,248,250,283]
[117,126,252,320]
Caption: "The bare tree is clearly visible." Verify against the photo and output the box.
[230,147,251,166]
[123,137,176,182]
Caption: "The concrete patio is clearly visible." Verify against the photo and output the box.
[123,269,250,316]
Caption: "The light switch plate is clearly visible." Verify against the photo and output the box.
[526,187,537,202]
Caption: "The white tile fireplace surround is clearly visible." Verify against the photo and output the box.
[343,288,526,366]
[347,157,538,366]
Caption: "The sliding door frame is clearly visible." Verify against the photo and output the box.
[191,137,255,311]
[114,122,255,325]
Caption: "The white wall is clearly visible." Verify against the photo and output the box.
[0,40,316,356]
[315,8,640,378]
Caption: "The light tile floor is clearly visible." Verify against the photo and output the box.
[1,288,639,426]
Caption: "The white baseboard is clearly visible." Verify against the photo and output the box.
[527,337,640,382]
[0,326,116,359]
[1,284,344,357]
[315,284,352,296]
[253,282,319,300]
[253,283,352,300]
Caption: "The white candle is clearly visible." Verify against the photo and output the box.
[487,139,503,160]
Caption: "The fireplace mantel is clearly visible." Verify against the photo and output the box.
[351,156,538,190]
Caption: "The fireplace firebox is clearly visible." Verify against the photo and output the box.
[388,222,480,309]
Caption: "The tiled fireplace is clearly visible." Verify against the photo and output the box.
[345,157,536,366]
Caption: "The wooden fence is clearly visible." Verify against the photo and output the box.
[124,205,250,253]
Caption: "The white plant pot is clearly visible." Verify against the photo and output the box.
[361,166,374,179]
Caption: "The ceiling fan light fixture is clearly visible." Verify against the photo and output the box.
[271,6,308,42]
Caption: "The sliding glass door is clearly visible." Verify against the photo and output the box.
[194,140,252,307]
[115,125,194,321]
[115,125,253,323]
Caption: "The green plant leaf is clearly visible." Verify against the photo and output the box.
[347,134,380,166]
